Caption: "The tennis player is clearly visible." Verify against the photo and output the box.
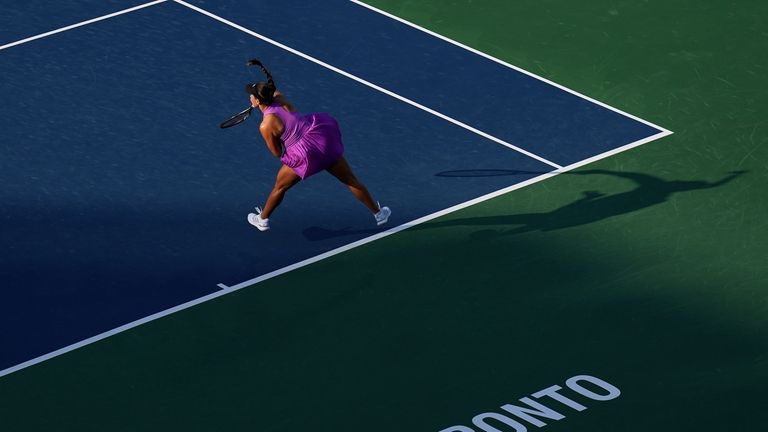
[244,60,390,231]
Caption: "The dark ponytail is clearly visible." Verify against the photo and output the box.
[245,59,276,105]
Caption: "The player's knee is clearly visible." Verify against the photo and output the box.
[272,184,290,195]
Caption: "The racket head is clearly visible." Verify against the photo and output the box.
[220,106,253,129]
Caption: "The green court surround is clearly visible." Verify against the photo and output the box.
[1,1,766,430]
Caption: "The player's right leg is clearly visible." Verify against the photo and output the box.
[249,165,301,230]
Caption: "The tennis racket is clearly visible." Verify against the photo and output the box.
[219,106,253,129]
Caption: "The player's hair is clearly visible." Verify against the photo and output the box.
[246,59,276,105]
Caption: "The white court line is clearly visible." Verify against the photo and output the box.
[0,1,673,380]
[350,0,673,136]
[0,130,671,380]
[172,0,562,170]
[0,0,167,52]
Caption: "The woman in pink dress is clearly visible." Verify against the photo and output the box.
[244,60,390,231]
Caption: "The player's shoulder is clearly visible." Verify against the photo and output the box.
[260,112,285,135]
[273,93,298,113]
[261,112,280,122]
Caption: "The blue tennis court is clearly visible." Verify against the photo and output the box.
[0,0,667,373]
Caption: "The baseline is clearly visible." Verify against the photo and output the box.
[350,0,672,135]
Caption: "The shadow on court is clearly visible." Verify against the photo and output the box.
[428,169,746,237]
[302,170,550,241]
[303,225,381,242]
[434,169,551,177]
[303,169,746,241]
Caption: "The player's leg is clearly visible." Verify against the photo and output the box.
[327,156,391,225]
[262,164,301,218]
[326,156,379,213]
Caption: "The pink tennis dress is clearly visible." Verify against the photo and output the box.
[262,104,345,179]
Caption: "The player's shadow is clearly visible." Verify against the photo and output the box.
[422,169,747,237]
[434,169,550,177]
[303,225,379,242]
[302,169,746,241]
[303,169,551,241]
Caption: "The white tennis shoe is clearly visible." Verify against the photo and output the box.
[374,204,391,226]
[248,206,270,231]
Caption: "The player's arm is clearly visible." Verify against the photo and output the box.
[260,114,285,158]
